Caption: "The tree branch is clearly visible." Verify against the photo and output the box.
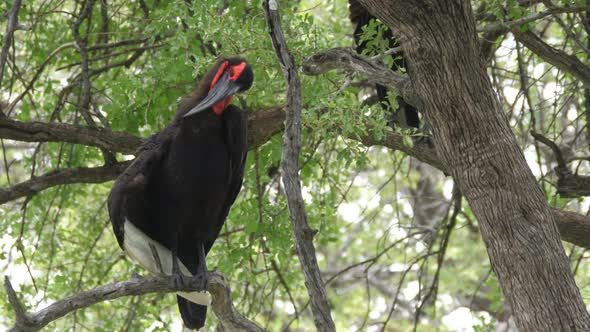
[531,131,590,198]
[1,99,590,252]
[264,1,336,331]
[301,47,420,108]
[478,5,590,34]
[0,0,24,91]
[5,272,265,332]
[0,107,285,156]
[0,162,131,204]
[0,117,142,155]
[0,107,285,204]
[514,30,590,86]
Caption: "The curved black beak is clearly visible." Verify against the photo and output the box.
[184,72,241,117]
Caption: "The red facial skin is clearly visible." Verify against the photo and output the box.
[209,61,247,115]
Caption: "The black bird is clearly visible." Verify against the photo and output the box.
[348,0,420,130]
[108,57,253,330]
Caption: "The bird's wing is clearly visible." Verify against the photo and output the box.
[107,126,175,248]
[108,126,211,306]
[205,105,248,252]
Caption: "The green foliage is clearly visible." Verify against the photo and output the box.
[1,0,590,331]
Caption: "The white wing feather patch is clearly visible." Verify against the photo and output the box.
[123,219,211,306]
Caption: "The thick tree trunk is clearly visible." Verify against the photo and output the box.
[358,0,590,330]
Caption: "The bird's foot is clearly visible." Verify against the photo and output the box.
[171,271,188,290]
[193,270,208,292]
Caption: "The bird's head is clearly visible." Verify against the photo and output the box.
[184,57,253,117]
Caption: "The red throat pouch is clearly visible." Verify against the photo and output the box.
[212,97,232,115]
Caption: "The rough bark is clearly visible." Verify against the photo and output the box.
[264,1,336,331]
[553,209,590,250]
[357,0,590,330]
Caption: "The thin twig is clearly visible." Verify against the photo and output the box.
[0,0,24,90]
[478,5,590,33]
[6,43,76,115]
[370,46,403,61]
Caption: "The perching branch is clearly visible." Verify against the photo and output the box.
[4,272,265,332]
[264,1,336,331]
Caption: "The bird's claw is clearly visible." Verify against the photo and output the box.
[172,272,188,290]
[194,270,208,292]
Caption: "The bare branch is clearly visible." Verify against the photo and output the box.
[4,277,33,329]
[0,107,285,157]
[514,30,590,86]
[0,107,284,205]
[0,162,130,204]
[531,131,568,170]
[5,272,265,332]
[246,106,285,148]
[302,47,420,108]
[264,1,336,331]
[0,117,142,155]
[530,131,590,198]
[557,175,590,198]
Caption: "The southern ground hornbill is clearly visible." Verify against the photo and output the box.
[348,0,421,130]
[108,57,253,330]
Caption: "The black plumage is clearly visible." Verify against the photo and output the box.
[108,57,253,330]
[348,0,420,129]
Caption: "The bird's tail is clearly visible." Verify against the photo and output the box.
[178,295,208,330]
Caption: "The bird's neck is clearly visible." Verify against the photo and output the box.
[178,111,223,136]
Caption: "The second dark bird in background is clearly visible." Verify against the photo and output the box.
[348,0,421,131]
